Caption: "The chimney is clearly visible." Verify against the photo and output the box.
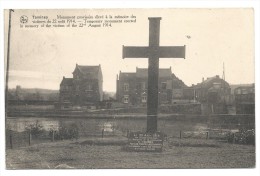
[202,77,204,82]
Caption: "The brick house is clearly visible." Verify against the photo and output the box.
[116,67,186,105]
[194,75,231,103]
[193,75,231,114]
[234,84,255,114]
[59,64,103,107]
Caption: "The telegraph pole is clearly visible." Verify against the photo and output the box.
[5,9,14,117]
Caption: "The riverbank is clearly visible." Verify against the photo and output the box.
[6,103,202,118]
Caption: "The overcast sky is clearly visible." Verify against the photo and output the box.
[5,9,254,92]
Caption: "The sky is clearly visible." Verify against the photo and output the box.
[4,9,255,92]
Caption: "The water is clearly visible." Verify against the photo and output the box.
[6,117,61,132]
[6,116,210,137]
[6,117,117,135]
[7,113,254,137]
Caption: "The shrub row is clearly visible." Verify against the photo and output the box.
[226,128,255,145]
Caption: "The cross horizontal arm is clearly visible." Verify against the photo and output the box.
[122,46,149,59]
[123,45,186,59]
[159,46,186,59]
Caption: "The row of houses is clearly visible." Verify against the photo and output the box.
[116,68,231,105]
[58,64,255,114]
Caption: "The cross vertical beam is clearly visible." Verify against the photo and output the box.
[147,18,161,133]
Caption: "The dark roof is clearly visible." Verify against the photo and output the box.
[73,64,101,79]
[172,74,187,88]
[234,84,254,90]
[230,84,254,94]
[119,68,187,88]
[208,86,220,92]
[77,65,100,75]
[61,78,73,85]
[119,72,136,80]
[234,85,255,94]
[195,75,229,88]
[136,68,172,78]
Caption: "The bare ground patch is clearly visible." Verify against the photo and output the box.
[6,137,255,169]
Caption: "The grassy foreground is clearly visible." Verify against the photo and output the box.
[6,136,255,169]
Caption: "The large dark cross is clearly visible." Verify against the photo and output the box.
[123,17,185,133]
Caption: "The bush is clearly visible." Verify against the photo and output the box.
[25,120,44,137]
[49,124,79,140]
[226,128,255,145]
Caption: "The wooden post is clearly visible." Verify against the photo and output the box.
[179,130,182,139]
[29,129,31,146]
[206,132,209,140]
[102,129,104,138]
[52,130,54,142]
[9,132,13,149]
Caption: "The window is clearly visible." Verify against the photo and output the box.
[86,93,92,97]
[124,83,129,92]
[86,84,92,91]
[161,82,167,90]
[76,85,80,91]
[141,95,147,103]
[123,95,129,104]
[236,89,241,95]
[242,89,248,94]
[74,74,80,80]
[141,82,146,90]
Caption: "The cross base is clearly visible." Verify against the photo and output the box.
[125,131,165,152]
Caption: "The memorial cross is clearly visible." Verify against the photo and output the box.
[123,17,185,133]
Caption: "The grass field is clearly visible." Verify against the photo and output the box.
[6,136,255,169]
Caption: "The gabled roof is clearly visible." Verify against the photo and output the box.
[136,68,172,78]
[195,75,229,89]
[230,84,254,94]
[118,67,187,88]
[77,65,100,75]
[172,74,187,88]
[233,84,255,90]
[73,64,101,79]
[60,77,73,85]
[119,72,136,80]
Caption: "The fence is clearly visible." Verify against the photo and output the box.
[6,114,255,149]
[6,130,54,149]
